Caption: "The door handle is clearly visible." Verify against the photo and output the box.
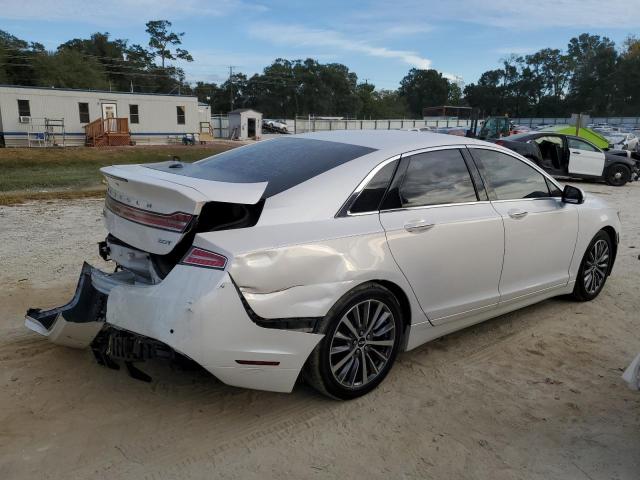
[571,151,581,154]
[508,209,528,219]
[404,220,435,233]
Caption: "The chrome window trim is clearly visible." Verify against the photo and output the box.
[380,200,492,214]
[337,143,565,218]
[336,154,400,218]
[339,145,486,217]
[466,144,565,195]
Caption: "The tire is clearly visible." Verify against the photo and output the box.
[305,283,403,400]
[604,164,630,186]
[572,230,613,302]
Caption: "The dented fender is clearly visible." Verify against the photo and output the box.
[195,215,427,323]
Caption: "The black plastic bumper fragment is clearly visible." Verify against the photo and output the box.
[26,262,107,331]
[90,327,179,382]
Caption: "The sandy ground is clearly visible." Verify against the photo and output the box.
[1,183,639,479]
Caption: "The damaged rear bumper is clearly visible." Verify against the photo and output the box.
[25,262,324,393]
[25,263,107,348]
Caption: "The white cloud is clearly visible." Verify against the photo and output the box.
[249,23,432,69]
[367,0,638,29]
[0,0,263,25]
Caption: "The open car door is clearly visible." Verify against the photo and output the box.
[566,136,606,177]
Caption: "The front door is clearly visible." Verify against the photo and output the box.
[379,147,504,324]
[102,103,117,119]
[469,147,578,302]
[102,103,117,132]
[566,136,605,177]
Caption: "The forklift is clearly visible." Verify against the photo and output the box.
[466,111,514,140]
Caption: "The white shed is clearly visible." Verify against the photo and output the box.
[228,108,262,140]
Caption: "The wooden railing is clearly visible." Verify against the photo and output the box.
[84,117,129,139]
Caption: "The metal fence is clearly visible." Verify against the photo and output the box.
[210,115,472,138]
[210,115,640,139]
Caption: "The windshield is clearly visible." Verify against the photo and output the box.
[146,137,376,197]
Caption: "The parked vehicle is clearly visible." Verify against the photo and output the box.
[494,132,639,186]
[406,127,433,132]
[605,132,639,152]
[263,119,289,133]
[26,131,621,399]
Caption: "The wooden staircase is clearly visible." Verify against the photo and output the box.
[84,117,131,146]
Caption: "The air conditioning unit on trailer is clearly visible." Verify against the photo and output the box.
[19,116,31,124]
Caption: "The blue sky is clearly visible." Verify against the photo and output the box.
[1,0,636,89]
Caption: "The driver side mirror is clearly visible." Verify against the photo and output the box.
[562,185,584,204]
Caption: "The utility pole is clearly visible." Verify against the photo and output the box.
[228,65,238,111]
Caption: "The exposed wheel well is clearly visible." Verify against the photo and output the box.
[600,226,618,275]
[372,280,412,346]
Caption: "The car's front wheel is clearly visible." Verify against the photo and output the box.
[604,164,630,186]
[572,230,613,301]
[306,283,403,400]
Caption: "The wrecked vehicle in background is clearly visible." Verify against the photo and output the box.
[26,131,621,399]
[493,132,639,186]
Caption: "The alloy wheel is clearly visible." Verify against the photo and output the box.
[583,239,610,295]
[329,300,396,389]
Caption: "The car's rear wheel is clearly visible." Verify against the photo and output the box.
[306,283,403,400]
[604,164,630,186]
[572,230,613,301]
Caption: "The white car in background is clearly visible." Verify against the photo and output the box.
[263,119,289,133]
[26,131,621,399]
[606,132,639,152]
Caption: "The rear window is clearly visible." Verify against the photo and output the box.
[146,137,376,197]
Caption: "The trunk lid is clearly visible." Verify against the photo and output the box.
[101,164,266,255]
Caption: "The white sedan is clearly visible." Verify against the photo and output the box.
[26,131,621,399]
[606,132,639,152]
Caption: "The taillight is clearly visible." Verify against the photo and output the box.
[181,247,227,269]
[105,195,193,233]
[495,140,505,146]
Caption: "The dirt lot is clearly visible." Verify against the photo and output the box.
[1,182,639,479]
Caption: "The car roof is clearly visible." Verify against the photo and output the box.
[296,129,488,156]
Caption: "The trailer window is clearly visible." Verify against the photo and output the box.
[78,103,90,123]
[129,104,139,124]
[18,99,30,117]
[176,106,185,125]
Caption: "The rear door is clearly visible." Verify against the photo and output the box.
[566,136,605,176]
[379,147,504,324]
[469,147,578,302]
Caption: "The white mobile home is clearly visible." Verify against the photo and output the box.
[0,85,211,147]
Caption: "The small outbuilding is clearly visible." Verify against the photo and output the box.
[228,108,262,140]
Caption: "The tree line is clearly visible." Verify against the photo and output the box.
[1,24,638,118]
[464,34,640,117]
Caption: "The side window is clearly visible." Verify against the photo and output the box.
[472,149,551,200]
[176,106,185,125]
[567,137,598,152]
[399,149,478,208]
[349,160,397,214]
[18,99,30,117]
[129,104,140,124]
[78,102,90,123]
